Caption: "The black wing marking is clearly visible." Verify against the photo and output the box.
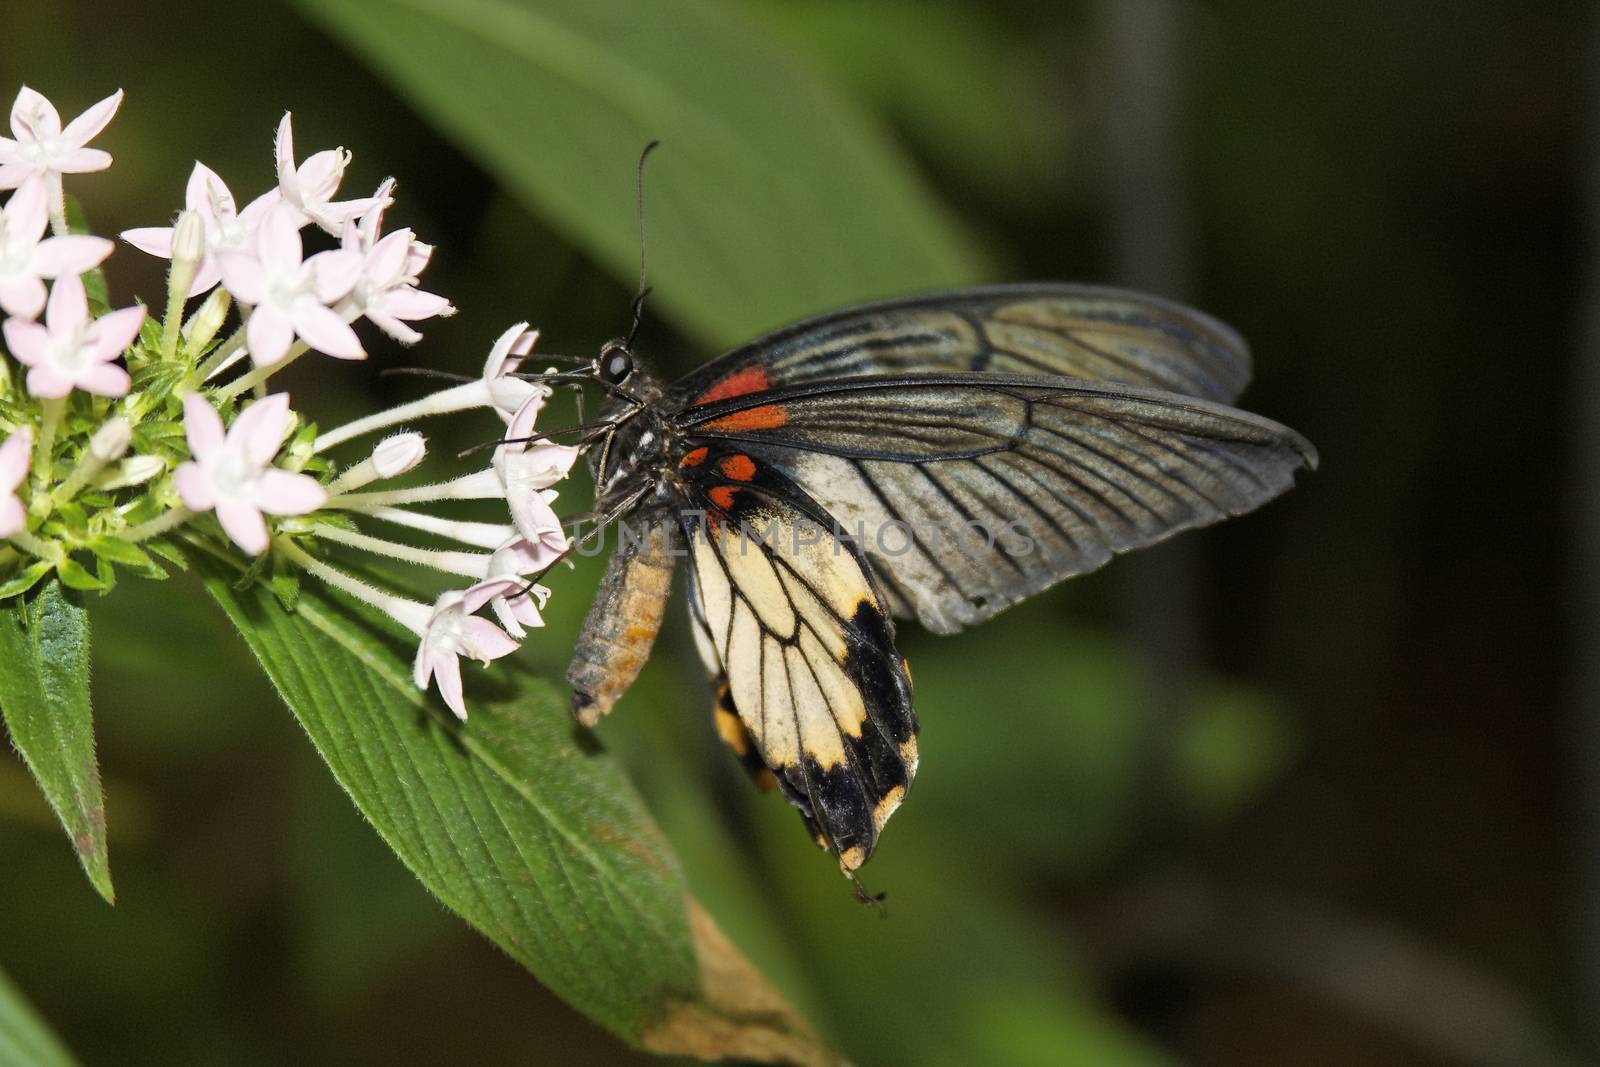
[666,283,1252,408]
[674,374,1316,634]
[675,444,917,871]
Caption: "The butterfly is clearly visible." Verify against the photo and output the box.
[553,284,1316,876]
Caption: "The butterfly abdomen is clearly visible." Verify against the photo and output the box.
[567,512,676,727]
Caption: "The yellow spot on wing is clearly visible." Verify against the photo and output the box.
[872,785,906,833]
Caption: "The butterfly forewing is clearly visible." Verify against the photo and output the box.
[665,283,1254,410]
[671,374,1316,634]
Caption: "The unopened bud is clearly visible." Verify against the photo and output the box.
[182,287,231,351]
[165,210,206,309]
[88,416,131,462]
[96,454,165,490]
[372,432,427,478]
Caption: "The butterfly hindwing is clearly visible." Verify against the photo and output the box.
[665,283,1254,410]
[675,443,917,870]
[673,374,1317,634]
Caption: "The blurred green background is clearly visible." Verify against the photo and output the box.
[0,1,1587,1064]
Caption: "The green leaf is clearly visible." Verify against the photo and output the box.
[53,559,105,593]
[199,555,836,1064]
[0,580,113,904]
[0,561,53,601]
[289,0,986,346]
[0,964,79,1067]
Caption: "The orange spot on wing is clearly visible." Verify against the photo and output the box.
[708,486,740,511]
[680,446,709,468]
[695,364,769,404]
[718,454,757,481]
[703,404,788,432]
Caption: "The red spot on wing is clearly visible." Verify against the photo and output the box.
[708,486,740,511]
[702,404,788,432]
[718,454,757,481]
[695,364,770,405]
[680,446,709,468]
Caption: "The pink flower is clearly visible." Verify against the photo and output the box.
[494,391,580,543]
[0,426,32,538]
[413,577,525,719]
[481,322,545,420]
[0,87,121,191]
[485,536,559,638]
[2,273,142,398]
[342,188,453,345]
[174,393,327,555]
[217,204,364,367]
[121,162,279,297]
[273,113,379,235]
[0,177,113,318]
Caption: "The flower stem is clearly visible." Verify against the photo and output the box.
[31,397,64,490]
[46,176,68,237]
[327,468,502,509]
[213,340,311,403]
[188,324,249,388]
[313,381,486,453]
[8,528,57,561]
[312,522,486,578]
[121,506,193,544]
[278,539,430,635]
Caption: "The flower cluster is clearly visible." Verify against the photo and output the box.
[0,87,581,718]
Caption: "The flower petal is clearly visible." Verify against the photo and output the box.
[75,362,131,398]
[460,576,529,615]
[231,392,292,466]
[60,89,122,147]
[182,396,225,463]
[187,258,223,297]
[186,161,234,218]
[216,498,270,555]
[290,301,364,359]
[0,162,34,189]
[431,652,467,720]
[173,461,216,511]
[2,316,48,365]
[6,176,49,242]
[86,305,145,361]
[0,275,47,319]
[308,248,361,303]
[32,234,113,276]
[55,148,113,174]
[24,365,73,399]
[380,286,454,321]
[254,469,326,515]
[257,205,303,274]
[274,113,296,189]
[11,87,61,139]
[461,616,519,662]
[217,250,264,304]
[44,272,88,334]
[0,427,34,489]
[246,305,294,366]
[121,225,175,259]
[0,495,23,539]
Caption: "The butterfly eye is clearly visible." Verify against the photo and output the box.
[598,343,634,385]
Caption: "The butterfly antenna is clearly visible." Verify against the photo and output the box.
[626,140,661,350]
[379,367,476,383]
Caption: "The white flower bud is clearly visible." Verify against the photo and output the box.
[372,432,426,478]
[182,286,232,350]
[88,416,131,462]
[97,454,165,490]
[172,209,205,265]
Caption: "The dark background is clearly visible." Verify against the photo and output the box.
[0,2,1588,1064]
